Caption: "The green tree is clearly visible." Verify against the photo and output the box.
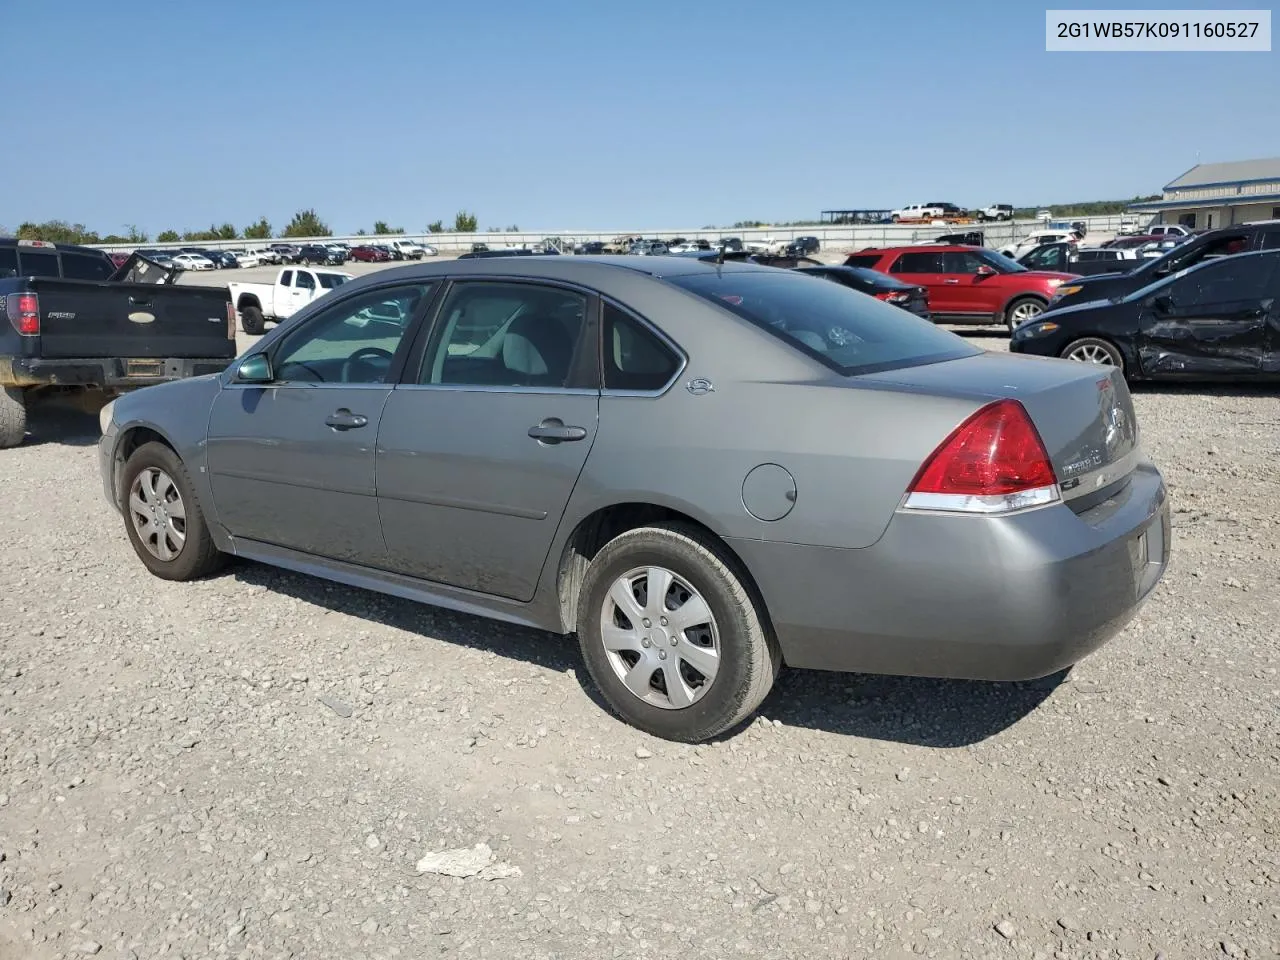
[355,228,368,236]
[426,220,445,233]
[281,208,331,238]
[125,224,149,243]
[506,224,520,232]
[372,220,405,235]
[16,220,100,244]
[243,216,272,240]
[215,222,238,240]
[101,234,129,244]
[156,229,180,243]
[453,210,478,233]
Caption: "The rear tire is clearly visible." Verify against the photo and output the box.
[1061,336,1125,372]
[241,305,266,335]
[121,441,226,581]
[576,522,781,743]
[0,387,27,449]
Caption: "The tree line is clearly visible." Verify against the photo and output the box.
[6,209,486,246]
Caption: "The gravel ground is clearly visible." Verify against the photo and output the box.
[1,321,1277,960]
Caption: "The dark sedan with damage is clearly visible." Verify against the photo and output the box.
[98,256,1170,741]
[1012,249,1280,381]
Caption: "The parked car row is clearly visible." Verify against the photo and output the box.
[115,239,438,272]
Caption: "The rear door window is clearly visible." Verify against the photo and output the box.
[296,271,316,291]
[669,270,976,376]
[1169,255,1275,308]
[61,252,114,281]
[0,248,17,279]
[17,250,60,277]
[890,252,945,273]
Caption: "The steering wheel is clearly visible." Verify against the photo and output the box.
[341,346,395,383]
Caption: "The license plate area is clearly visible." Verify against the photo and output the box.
[125,359,163,378]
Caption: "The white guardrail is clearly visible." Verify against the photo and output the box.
[89,214,1143,255]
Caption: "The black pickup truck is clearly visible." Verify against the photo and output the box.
[0,239,237,448]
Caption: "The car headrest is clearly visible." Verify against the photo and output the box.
[502,315,574,384]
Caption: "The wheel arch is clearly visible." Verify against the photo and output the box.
[553,501,774,638]
[1059,333,1137,374]
[235,292,262,312]
[109,422,181,508]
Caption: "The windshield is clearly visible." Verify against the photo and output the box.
[317,273,350,289]
[669,270,977,375]
[976,248,1028,273]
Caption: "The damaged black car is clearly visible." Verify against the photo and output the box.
[1010,249,1280,381]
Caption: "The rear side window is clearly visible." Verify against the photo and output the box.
[890,252,944,273]
[670,271,976,376]
[18,250,60,277]
[1259,231,1280,251]
[296,272,316,290]
[0,248,17,279]
[843,254,881,269]
[603,303,681,392]
[61,252,114,281]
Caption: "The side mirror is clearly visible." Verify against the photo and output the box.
[235,354,273,383]
[975,265,997,277]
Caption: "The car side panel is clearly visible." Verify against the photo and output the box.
[565,381,984,552]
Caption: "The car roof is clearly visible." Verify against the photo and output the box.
[851,245,982,254]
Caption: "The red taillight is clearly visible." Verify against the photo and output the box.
[7,292,40,336]
[904,399,1059,514]
[878,291,912,304]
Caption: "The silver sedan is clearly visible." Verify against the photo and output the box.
[98,256,1171,742]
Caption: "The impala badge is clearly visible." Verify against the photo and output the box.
[686,378,715,396]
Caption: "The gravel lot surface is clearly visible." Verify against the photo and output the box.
[1,290,1277,959]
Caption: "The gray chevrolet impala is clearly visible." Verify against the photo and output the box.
[98,255,1171,742]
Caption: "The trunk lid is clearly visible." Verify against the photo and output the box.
[860,351,1140,503]
[29,278,236,359]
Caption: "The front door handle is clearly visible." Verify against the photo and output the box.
[325,408,368,430]
[943,278,960,284]
[528,418,587,443]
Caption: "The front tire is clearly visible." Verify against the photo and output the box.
[1004,295,1046,332]
[121,441,225,581]
[0,387,27,449]
[576,523,781,743]
[1061,336,1124,372]
[241,305,266,335]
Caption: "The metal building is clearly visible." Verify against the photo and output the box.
[1128,157,1280,230]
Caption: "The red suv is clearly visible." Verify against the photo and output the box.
[350,245,391,263]
[844,245,1078,330]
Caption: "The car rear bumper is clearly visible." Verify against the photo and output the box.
[727,460,1170,681]
[4,356,233,389]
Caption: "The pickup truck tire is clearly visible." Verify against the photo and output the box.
[0,387,27,449]
[121,441,226,581]
[240,305,266,335]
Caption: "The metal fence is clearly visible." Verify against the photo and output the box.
[90,213,1143,256]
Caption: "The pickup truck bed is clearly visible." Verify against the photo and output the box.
[1,266,236,448]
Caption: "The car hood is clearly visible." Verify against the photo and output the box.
[1038,295,1131,321]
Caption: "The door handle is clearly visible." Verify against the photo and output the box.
[528,418,588,443]
[128,295,151,305]
[943,279,960,284]
[325,408,368,430]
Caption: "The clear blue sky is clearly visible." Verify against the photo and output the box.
[3,0,1276,234]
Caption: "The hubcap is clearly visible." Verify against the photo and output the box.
[128,467,187,561]
[600,566,720,710]
[1010,301,1044,327]
[1067,343,1116,366]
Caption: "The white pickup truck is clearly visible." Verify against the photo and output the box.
[228,267,353,334]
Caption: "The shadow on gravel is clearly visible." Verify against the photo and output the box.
[754,667,1067,747]
[1127,381,1280,398]
[227,561,1065,746]
[20,398,104,448]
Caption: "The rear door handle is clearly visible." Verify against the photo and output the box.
[528,418,587,443]
[128,295,151,305]
[325,408,368,430]
[943,279,960,284]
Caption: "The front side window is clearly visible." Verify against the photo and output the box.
[270,283,434,384]
[420,282,588,388]
[1165,256,1275,309]
[941,250,987,274]
[603,303,681,392]
[670,270,976,376]
[280,270,294,286]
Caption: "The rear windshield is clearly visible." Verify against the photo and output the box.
[669,270,977,375]
[844,254,881,269]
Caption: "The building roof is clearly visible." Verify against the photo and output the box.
[1166,157,1280,189]
[1129,192,1280,212]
